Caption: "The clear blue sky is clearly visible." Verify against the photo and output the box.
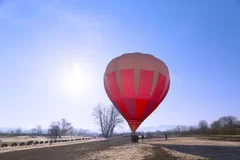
[0,0,239,132]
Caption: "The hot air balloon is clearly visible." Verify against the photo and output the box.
[103,52,170,134]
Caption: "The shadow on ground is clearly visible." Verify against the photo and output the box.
[157,144,240,160]
[144,146,177,160]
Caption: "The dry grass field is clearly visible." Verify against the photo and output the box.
[0,136,240,160]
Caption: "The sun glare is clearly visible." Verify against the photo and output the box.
[57,63,90,97]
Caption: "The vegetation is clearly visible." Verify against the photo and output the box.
[0,118,95,138]
[166,116,240,136]
[1,115,239,140]
[92,104,124,138]
[144,147,177,160]
[0,137,131,160]
[48,118,74,140]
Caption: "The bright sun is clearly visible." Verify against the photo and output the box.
[57,63,90,96]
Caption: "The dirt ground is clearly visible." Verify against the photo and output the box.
[0,137,240,160]
[146,137,240,160]
[0,137,131,160]
[82,143,153,160]
[0,138,105,154]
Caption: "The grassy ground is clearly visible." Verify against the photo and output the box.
[2,136,239,160]
[0,137,177,160]
[145,137,240,160]
[144,146,177,160]
[198,135,240,142]
[0,138,126,160]
[165,135,240,142]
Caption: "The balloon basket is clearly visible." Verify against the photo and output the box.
[131,134,139,143]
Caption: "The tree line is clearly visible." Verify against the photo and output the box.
[0,104,123,139]
[92,104,240,137]
[0,103,120,140]
[0,118,96,139]
[168,116,240,135]
[1,104,238,139]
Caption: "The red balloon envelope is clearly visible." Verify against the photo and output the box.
[103,52,170,132]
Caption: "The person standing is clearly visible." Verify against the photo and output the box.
[164,133,168,140]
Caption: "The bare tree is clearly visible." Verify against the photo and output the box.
[180,125,188,132]
[36,125,42,136]
[48,122,60,141]
[174,125,181,132]
[198,120,209,133]
[15,128,22,136]
[93,104,124,138]
[9,129,14,136]
[189,126,198,133]
[60,118,73,136]
[236,120,240,128]
[31,128,37,135]
[211,120,220,129]
[218,116,239,128]
[76,129,85,136]
[75,129,91,136]
[69,128,76,137]
[48,118,73,139]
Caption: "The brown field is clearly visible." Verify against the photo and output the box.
[0,136,240,160]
